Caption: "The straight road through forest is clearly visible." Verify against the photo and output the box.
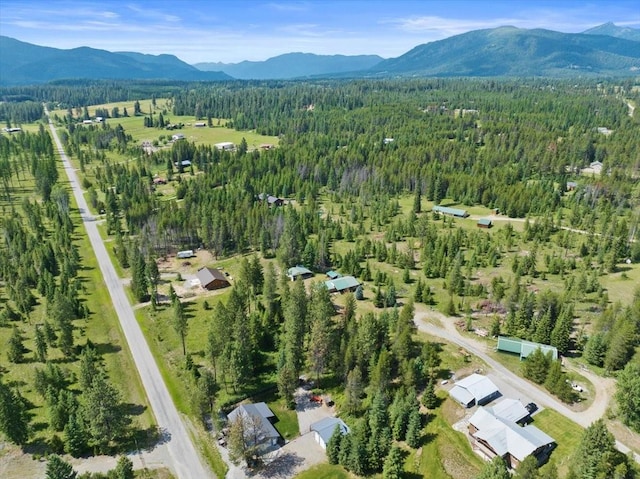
[46,109,213,479]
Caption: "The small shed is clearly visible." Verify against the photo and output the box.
[287,266,313,281]
[196,267,230,290]
[326,270,341,280]
[194,122,206,127]
[477,218,493,228]
[310,417,349,450]
[172,133,185,141]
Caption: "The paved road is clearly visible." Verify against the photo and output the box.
[414,309,640,463]
[46,111,213,479]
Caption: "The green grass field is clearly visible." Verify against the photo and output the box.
[294,463,351,479]
[533,408,584,477]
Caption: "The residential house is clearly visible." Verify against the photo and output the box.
[488,398,530,424]
[214,141,235,151]
[227,403,281,450]
[310,417,350,450]
[287,266,313,281]
[258,193,284,207]
[196,267,230,290]
[324,276,360,294]
[432,205,469,218]
[449,373,500,408]
[468,407,555,468]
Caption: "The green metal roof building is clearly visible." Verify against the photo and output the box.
[432,205,469,218]
[497,336,558,361]
[324,275,360,293]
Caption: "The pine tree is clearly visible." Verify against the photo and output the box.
[422,378,438,409]
[326,426,343,464]
[35,324,48,362]
[130,247,149,302]
[45,455,76,479]
[405,407,422,448]
[173,300,188,355]
[7,326,25,363]
[382,445,404,479]
[112,456,134,479]
[81,374,130,453]
[64,411,86,457]
[0,378,30,445]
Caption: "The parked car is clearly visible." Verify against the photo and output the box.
[525,402,538,414]
[572,384,583,392]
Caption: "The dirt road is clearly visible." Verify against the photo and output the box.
[46,110,213,479]
[414,308,640,463]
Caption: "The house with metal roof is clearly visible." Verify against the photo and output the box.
[449,373,500,408]
[196,267,230,290]
[310,417,350,450]
[227,402,281,450]
[469,407,555,469]
[287,266,313,281]
[432,205,469,218]
[488,398,530,424]
[497,337,558,361]
[324,275,360,293]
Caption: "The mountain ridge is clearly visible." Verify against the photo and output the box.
[194,52,384,79]
[0,36,231,85]
[367,25,640,78]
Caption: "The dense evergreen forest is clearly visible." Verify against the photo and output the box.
[2,77,639,478]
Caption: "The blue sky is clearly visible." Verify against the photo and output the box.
[1,0,639,64]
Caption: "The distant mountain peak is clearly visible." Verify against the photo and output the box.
[582,22,640,42]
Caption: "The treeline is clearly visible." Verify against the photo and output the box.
[0,100,44,124]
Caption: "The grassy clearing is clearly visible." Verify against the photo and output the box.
[406,398,483,479]
[52,98,279,151]
[294,463,351,479]
[533,409,583,477]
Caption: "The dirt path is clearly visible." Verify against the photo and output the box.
[413,306,640,462]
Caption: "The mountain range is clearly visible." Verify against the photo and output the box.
[1,23,638,85]
[194,53,383,79]
[368,25,640,77]
[0,36,231,85]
